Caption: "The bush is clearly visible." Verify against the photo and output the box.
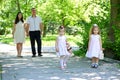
[103,26,120,60]
[113,27,120,60]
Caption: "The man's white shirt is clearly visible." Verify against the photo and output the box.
[26,16,42,31]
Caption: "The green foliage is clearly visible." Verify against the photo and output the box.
[112,26,120,60]
[117,63,120,68]
[99,25,120,60]
[2,0,120,60]
[73,0,110,57]
[0,0,110,35]
[0,34,78,46]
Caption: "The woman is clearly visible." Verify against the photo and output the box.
[12,12,25,58]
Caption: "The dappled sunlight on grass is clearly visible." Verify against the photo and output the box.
[0,34,14,45]
[42,35,57,41]
[0,34,81,46]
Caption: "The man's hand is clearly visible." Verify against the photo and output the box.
[41,31,43,35]
[26,32,29,37]
[56,48,59,52]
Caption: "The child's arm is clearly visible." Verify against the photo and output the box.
[55,37,59,52]
[88,36,91,51]
[66,38,71,48]
[99,36,103,51]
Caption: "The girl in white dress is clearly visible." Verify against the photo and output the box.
[12,12,25,58]
[86,24,103,68]
[55,26,70,70]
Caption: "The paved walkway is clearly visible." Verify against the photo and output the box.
[0,43,120,80]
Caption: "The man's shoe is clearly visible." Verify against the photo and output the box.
[32,55,36,57]
[17,56,23,58]
[38,54,43,57]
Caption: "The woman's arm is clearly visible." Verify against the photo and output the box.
[25,23,29,36]
[55,37,59,52]
[12,24,16,37]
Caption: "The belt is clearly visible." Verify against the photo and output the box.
[29,30,40,32]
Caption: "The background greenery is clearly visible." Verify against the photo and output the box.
[0,34,78,46]
[0,0,120,60]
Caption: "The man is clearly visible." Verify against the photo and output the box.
[26,8,44,57]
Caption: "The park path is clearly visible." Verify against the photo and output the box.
[0,43,120,80]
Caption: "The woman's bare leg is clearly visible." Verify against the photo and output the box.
[16,43,23,57]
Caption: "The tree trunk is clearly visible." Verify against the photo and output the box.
[106,0,120,58]
[16,0,20,11]
[109,0,120,41]
[43,24,46,37]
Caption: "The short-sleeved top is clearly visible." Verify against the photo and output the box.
[26,16,42,31]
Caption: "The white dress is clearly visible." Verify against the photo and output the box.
[14,21,25,43]
[57,35,70,56]
[86,34,101,58]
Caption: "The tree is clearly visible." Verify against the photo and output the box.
[107,0,120,59]
[16,0,21,11]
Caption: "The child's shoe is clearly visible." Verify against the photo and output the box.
[61,66,65,70]
[91,63,95,68]
[94,63,98,68]
[64,63,67,68]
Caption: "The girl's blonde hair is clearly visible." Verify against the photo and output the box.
[89,24,100,37]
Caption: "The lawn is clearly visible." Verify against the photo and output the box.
[0,34,81,47]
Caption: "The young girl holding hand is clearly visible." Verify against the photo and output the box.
[55,26,70,70]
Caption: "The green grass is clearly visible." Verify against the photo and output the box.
[117,63,120,68]
[0,34,81,46]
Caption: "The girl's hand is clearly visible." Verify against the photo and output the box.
[102,48,105,51]
[56,48,59,52]
[101,48,104,51]
[87,48,89,51]
[12,32,14,38]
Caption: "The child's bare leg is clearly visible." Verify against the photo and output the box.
[92,57,96,63]
[94,57,99,68]
[60,55,65,69]
[95,57,99,64]
[91,57,96,68]
[63,55,70,68]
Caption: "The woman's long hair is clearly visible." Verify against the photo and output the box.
[15,12,24,24]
